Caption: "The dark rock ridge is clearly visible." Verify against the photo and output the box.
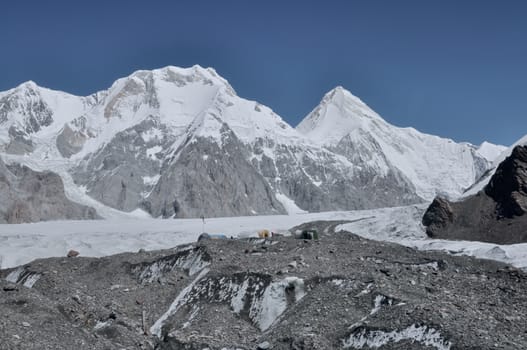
[485,145,527,217]
[1,221,527,349]
[0,157,99,223]
[423,145,527,244]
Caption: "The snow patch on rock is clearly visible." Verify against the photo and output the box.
[252,276,306,330]
[275,193,307,215]
[151,273,306,337]
[343,324,452,350]
[134,247,211,284]
[5,267,41,289]
[370,294,395,315]
[150,268,210,337]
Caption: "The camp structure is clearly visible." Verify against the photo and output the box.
[296,229,318,240]
[198,233,227,241]
[257,229,270,238]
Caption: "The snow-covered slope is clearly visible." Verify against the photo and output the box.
[2,206,527,271]
[0,66,505,219]
[297,87,503,200]
[476,141,507,162]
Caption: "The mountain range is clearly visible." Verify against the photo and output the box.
[0,65,508,222]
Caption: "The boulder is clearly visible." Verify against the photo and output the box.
[67,250,80,258]
[422,197,454,238]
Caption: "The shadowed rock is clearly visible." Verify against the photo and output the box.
[485,145,527,217]
[423,145,527,244]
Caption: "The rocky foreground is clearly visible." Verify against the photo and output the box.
[1,221,527,350]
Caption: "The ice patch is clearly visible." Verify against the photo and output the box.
[343,324,452,350]
[142,174,160,186]
[22,273,41,288]
[275,193,307,215]
[370,295,388,315]
[151,274,306,337]
[484,246,509,261]
[135,247,211,284]
[141,128,163,143]
[231,279,249,313]
[150,268,210,337]
[182,307,199,329]
[5,267,41,289]
[355,283,374,297]
[94,320,111,331]
[332,279,344,287]
[252,277,306,330]
[146,145,162,158]
[5,268,24,283]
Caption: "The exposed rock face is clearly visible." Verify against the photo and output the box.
[56,124,87,158]
[0,157,99,223]
[257,139,422,213]
[73,117,169,212]
[5,126,34,154]
[421,197,454,234]
[485,145,527,217]
[144,131,286,218]
[423,145,527,244]
[1,221,527,349]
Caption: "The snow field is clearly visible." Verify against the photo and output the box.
[1,205,527,272]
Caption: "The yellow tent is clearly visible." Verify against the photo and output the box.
[258,229,270,238]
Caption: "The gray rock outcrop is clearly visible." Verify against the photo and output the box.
[144,130,286,218]
[56,124,88,158]
[73,117,169,212]
[0,157,99,223]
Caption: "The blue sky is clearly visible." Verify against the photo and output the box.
[1,0,526,146]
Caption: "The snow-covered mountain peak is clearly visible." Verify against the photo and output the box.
[128,65,237,96]
[297,86,383,145]
[98,65,236,117]
[1,80,43,100]
[16,80,39,91]
[321,86,370,110]
[296,87,508,201]
[0,80,54,133]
